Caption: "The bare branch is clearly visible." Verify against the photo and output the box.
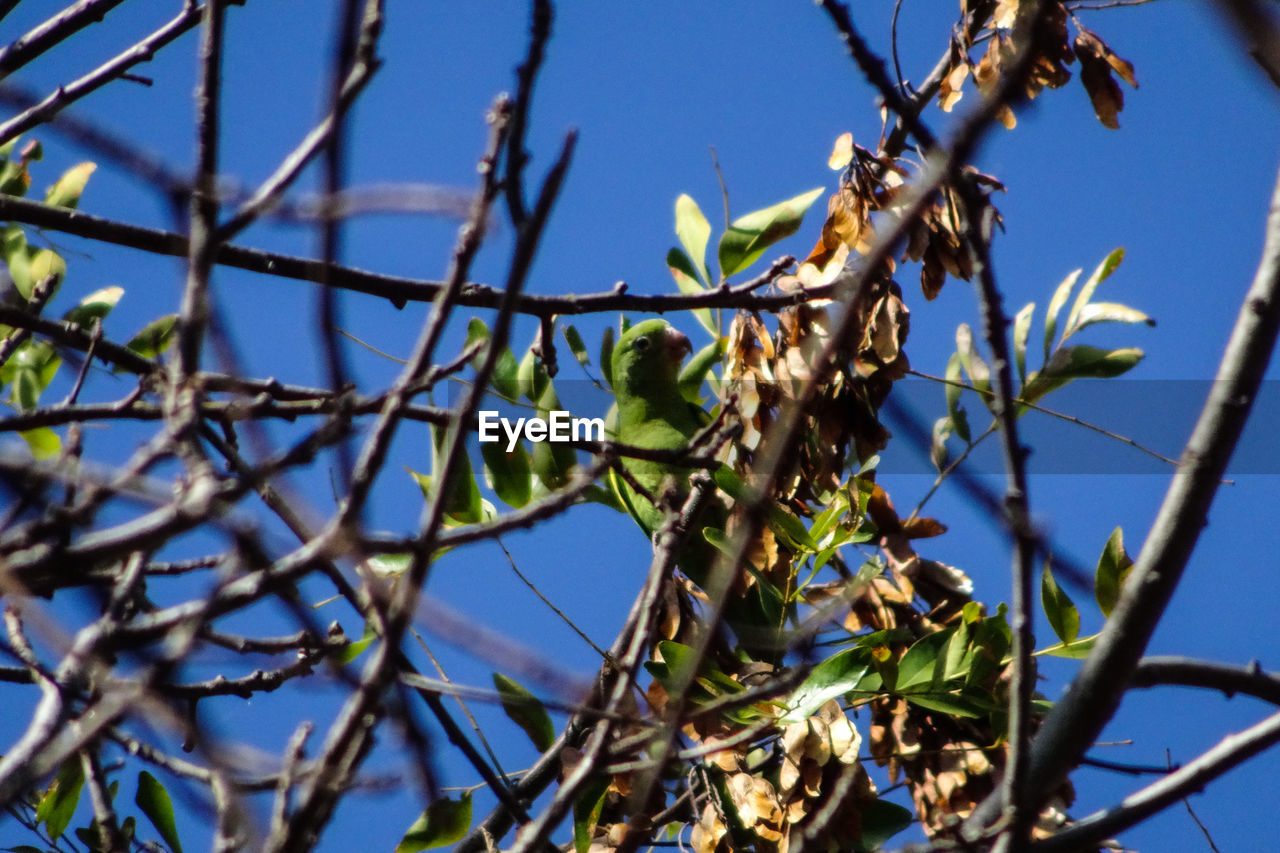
[966,161,1280,842]
[0,0,129,80]
[0,2,203,147]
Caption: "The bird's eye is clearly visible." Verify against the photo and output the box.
[633,336,651,352]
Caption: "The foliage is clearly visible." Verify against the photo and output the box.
[0,2,1274,853]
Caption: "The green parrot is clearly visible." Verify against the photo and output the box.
[608,318,783,658]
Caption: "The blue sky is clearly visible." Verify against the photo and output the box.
[2,1,1278,850]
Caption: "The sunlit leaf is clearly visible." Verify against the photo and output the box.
[1037,634,1098,659]
[896,629,952,691]
[44,162,96,209]
[954,323,991,402]
[28,248,66,298]
[35,756,84,841]
[20,427,60,459]
[667,248,715,336]
[1022,345,1143,402]
[516,345,550,403]
[334,620,378,664]
[136,771,184,853]
[1064,301,1154,339]
[1013,301,1034,384]
[493,673,555,751]
[3,223,30,297]
[944,352,970,443]
[562,324,590,368]
[1065,248,1124,337]
[781,647,871,723]
[674,193,712,286]
[1044,268,1080,361]
[366,553,413,578]
[717,187,824,278]
[931,417,950,473]
[827,132,854,170]
[396,794,472,852]
[1095,526,1134,617]
[64,285,124,328]
[125,314,178,359]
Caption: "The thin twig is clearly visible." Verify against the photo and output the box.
[0,2,203,147]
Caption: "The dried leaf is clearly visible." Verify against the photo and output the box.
[828,131,854,170]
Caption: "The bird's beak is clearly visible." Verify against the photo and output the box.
[665,326,693,362]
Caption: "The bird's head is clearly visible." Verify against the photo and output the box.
[611,319,692,397]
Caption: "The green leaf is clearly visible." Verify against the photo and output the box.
[36,756,84,841]
[562,324,591,368]
[530,438,574,489]
[28,248,66,297]
[12,366,39,412]
[943,352,971,444]
[1094,526,1134,617]
[44,162,96,209]
[573,777,610,853]
[1013,301,1035,385]
[1064,301,1154,339]
[678,338,722,404]
[529,385,578,489]
[427,425,484,525]
[481,440,533,509]
[1021,345,1144,403]
[896,629,954,692]
[931,416,950,472]
[464,319,520,399]
[1043,267,1080,361]
[717,187,824,278]
[334,620,378,664]
[3,223,30,297]
[20,427,60,459]
[135,771,183,853]
[644,640,697,692]
[781,647,871,723]
[711,466,816,551]
[1037,633,1098,658]
[858,798,915,850]
[487,347,519,400]
[674,193,712,286]
[64,285,124,328]
[493,673,555,751]
[366,553,413,578]
[516,345,550,403]
[667,248,715,336]
[125,314,178,359]
[902,690,986,718]
[396,794,472,852]
[1065,247,1125,337]
[1041,560,1080,644]
[954,324,991,402]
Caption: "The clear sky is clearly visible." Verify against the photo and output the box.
[1,1,1278,851]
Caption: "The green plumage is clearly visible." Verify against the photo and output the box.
[608,319,781,657]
